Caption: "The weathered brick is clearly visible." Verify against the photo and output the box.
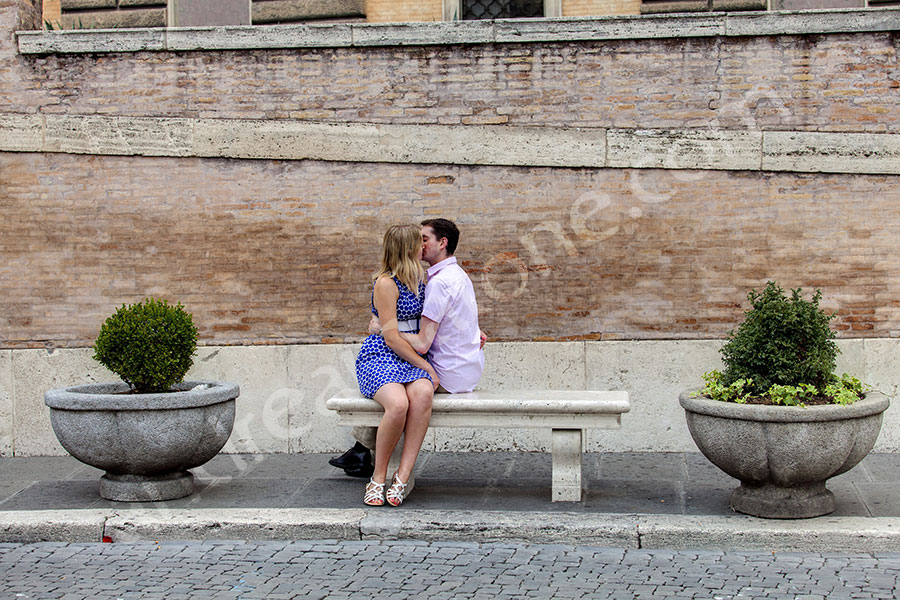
[3,8,900,347]
[2,152,899,347]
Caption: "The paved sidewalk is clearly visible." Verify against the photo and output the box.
[3,539,899,599]
[1,452,900,551]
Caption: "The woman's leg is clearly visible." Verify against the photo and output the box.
[396,378,434,483]
[371,383,410,484]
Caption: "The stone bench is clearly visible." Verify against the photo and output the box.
[326,389,630,501]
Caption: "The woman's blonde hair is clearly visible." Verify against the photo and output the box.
[375,224,426,295]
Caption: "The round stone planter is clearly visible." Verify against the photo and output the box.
[679,390,889,519]
[45,381,239,502]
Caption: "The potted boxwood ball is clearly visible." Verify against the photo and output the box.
[45,298,239,502]
[679,282,889,519]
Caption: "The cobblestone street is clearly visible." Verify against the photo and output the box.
[1,539,898,600]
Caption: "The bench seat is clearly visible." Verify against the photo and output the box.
[326,389,630,501]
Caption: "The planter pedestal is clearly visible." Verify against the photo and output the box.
[680,390,889,519]
[732,481,834,519]
[100,471,195,502]
[46,381,239,502]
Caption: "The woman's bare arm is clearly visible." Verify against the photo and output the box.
[373,277,439,389]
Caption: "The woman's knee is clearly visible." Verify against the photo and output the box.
[384,396,410,419]
[375,387,409,418]
[407,381,434,413]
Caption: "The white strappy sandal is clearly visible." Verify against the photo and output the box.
[364,478,385,506]
[386,472,409,507]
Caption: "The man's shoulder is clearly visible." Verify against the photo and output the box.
[429,262,471,291]
[435,260,471,280]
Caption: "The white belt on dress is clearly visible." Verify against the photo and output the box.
[397,319,419,333]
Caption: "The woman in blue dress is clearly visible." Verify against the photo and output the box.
[356,224,439,507]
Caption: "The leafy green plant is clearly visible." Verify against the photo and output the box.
[692,370,753,403]
[93,298,198,393]
[697,370,867,406]
[695,283,871,406]
[720,282,837,396]
[44,18,89,30]
[825,373,868,406]
[766,383,818,406]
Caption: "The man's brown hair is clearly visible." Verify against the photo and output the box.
[421,218,459,255]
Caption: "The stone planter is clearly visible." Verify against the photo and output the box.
[45,381,239,502]
[679,390,889,519]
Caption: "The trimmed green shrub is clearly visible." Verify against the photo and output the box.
[93,298,198,393]
[720,282,837,396]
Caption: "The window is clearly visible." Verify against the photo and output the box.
[444,0,561,19]
[463,0,544,19]
[45,0,365,30]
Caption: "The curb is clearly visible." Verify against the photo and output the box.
[2,509,900,552]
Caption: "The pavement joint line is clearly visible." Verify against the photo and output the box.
[2,508,900,552]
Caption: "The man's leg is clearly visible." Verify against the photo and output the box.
[328,426,376,477]
[354,425,377,450]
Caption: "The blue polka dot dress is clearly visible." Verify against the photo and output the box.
[356,277,432,398]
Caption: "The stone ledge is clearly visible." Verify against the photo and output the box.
[607,129,762,171]
[638,515,900,552]
[3,115,609,168]
[3,508,900,551]
[0,510,107,543]
[105,508,365,542]
[16,8,900,54]
[3,113,900,174]
[762,131,900,174]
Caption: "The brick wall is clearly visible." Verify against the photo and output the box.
[3,8,900,349]
[562,0,640,15]
[12,38,899,133]
[3,152,898,347]
[365,0,441,22]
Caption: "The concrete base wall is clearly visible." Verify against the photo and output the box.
[4,339,898,457]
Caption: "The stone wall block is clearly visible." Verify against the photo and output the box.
[494,13,722,42]
[186,346,290,453]
[60,7,165,28]
[0,351,12,456]
[285,344,359,453]
[190,119,348,160]
[43,115,193,157]
[3,341,900,455]
[585,340,724,452]
[251,0,365,24]
[724,9,900,37]
[350,20,494,46]
[11,349,113,456]
[16,28,166,53]
[762,131,900,175]
[61,0,117,10]
[191,119,606,167]
[438,125,606,168]
[119,0,167,6]
[165,23,353,50]
[169,0,250,27]
[607,129,762,171]
[834,339,867,383]
[433,342,585,452]
[862,338,900,452]
[0,114,42,152]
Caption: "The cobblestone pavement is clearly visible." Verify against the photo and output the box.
[1,539,898,600]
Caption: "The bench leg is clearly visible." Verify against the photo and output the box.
[551,429,583,502]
